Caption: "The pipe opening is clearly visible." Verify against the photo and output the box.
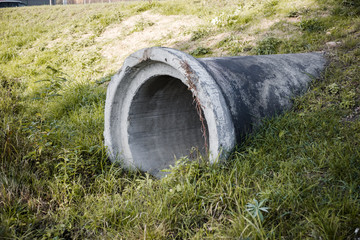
[127,75,208,173]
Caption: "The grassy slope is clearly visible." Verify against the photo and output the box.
[1,0,360,239]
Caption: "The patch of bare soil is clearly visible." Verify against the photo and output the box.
[98,11,205,67]
[258,18,280,30]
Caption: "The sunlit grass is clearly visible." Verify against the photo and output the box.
[0,0,359,238]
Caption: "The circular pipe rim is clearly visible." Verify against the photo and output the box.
[104,47,236,172]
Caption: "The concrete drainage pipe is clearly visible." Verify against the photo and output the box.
[104,47,326,177]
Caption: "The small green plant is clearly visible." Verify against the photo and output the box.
[190,46,211,57]
[300,18,325,32]
[246,198,270,222]
[254,37,282,55]
[190,29,209,41]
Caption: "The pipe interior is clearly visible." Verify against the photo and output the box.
[128,75,208,173]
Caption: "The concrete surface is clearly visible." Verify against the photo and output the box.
[104,47,326,177]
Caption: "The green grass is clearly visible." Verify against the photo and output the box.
[1,0,360,239]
